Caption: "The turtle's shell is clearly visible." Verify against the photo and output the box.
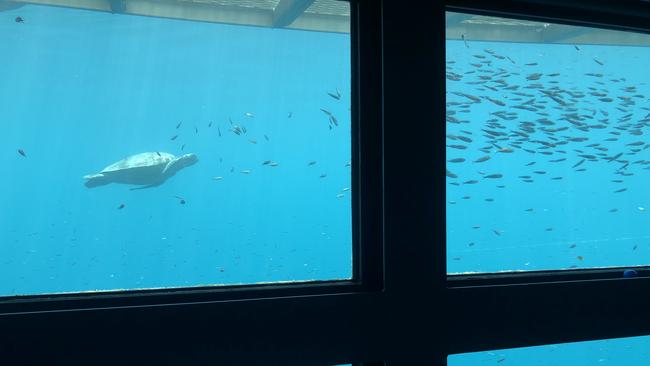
[100,152,174,173]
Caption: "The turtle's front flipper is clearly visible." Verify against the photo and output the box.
[84,174,110,188]
[130,182,163,191]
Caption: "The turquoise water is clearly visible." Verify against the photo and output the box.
[446,39,650,274]
[0,4,351,296]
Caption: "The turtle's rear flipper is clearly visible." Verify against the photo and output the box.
[83,174,110,188]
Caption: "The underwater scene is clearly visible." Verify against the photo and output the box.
[0,3,351,296]
[446,25,650,274]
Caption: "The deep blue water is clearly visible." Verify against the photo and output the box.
[0,4,351,296]
[447,39,650,274]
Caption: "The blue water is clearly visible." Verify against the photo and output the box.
[446,38,650,274]
[0,4,351,296]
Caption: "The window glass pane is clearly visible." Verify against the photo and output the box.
[446,11,650,273]
[0,1,351,296]
[448,335,650,365]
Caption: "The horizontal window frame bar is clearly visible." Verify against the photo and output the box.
[0,291,391,365]
[445,277,650,354]
[448,267,650,287]
[0,280,368,315]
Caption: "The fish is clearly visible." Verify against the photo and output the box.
[329,115,339,126]
[525,208,534,212]
[156,152,161,156]
[170,135,178,141]
[288,112,292,118]
[320,173,327,178]
[526,73,543,81]
[446,169,458,179]
[327,90,341,100]
[218,127,222,137]
[484,174,503,179]
[572,159,585,168]
[15,16,24,23]
[308,161,317,166]
[463,180,479,185]
[244,112,254,118]
[181,144,185,150]
[609,208,618,212]
[176,121,182,129]
[342,187,350,192]
[174,196,186,205]
[336,193,345,198]
[208,121,212,127]
[262,160,272,165]
[577,255,584,261]
[593,58,604,66]
[194,126,198,134]
[213,176,223,181]
[269,162,279,167]
[320,108,332,116]
[493,229,501,236]
[241,170,251,174]
[117,203,125,210]
[474,156,490,163]
[447,144,467,150]
[627,141,645,146]
[17,149,26,157]
[264,135,269,141]
[448,158,465,163]
[607,152,622,162]
[574,45,580,51]
[614,188,627,193]
[461,34,469,48]
[249,139,257,144]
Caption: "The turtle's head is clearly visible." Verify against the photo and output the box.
[179,153,198,168]
[162,153,198,177]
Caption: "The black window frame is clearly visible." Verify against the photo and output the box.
[3,1,650,365]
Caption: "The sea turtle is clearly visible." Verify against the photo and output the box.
[83,152,198,189]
